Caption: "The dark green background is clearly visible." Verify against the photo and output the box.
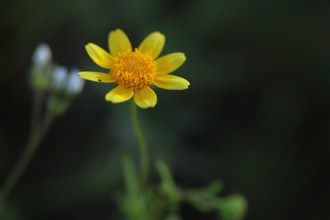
[1,0,330,219]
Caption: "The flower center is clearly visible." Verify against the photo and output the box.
[110,49,156,89]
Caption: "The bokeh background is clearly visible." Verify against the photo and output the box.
[1,0,330,219]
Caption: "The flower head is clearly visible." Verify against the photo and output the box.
[79,29,190,108]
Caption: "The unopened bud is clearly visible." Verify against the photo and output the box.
[30,43,53,90]
[52,66,68,90]
[32,43,52,67]
[66,68,85,94]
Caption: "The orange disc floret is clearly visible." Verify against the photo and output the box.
[111,49,157,89]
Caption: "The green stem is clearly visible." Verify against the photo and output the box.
[1,112,54,201]
[29,91,44,138]
[130,100,149,187]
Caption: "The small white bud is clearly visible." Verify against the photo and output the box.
[32,43,52,67]
[52,66,68,90]
[66,68,85,94]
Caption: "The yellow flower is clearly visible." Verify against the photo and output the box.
[78,29,190,108]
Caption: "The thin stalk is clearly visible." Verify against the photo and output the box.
[29,90,44,138]
[130,101,149,187]
[1,112,54,200]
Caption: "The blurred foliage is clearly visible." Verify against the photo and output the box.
[118,157,245,220]
[1,0,330,219]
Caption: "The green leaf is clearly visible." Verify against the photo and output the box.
[218,194,247,220]
[118,154,148,220]
[47,94,72,115]
[183,180,223,212]
[155,160,181,208]
[195,180,223,197]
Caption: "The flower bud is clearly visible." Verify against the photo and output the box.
[29,43,54,90]
[47,66,85,115]
[32,43,52,67]
[66,68,85,95]
[52,66,68,90]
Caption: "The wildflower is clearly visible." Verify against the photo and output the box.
[79,29,190,108]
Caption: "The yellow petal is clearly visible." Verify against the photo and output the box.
[134,87,157,108]
[85,43,114,69]
[105,86,133,103]
[78,71,115,83]
[108,29,132,56]
[155,53,186,75]
[138,32,165,60]
[154,75,190,90]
